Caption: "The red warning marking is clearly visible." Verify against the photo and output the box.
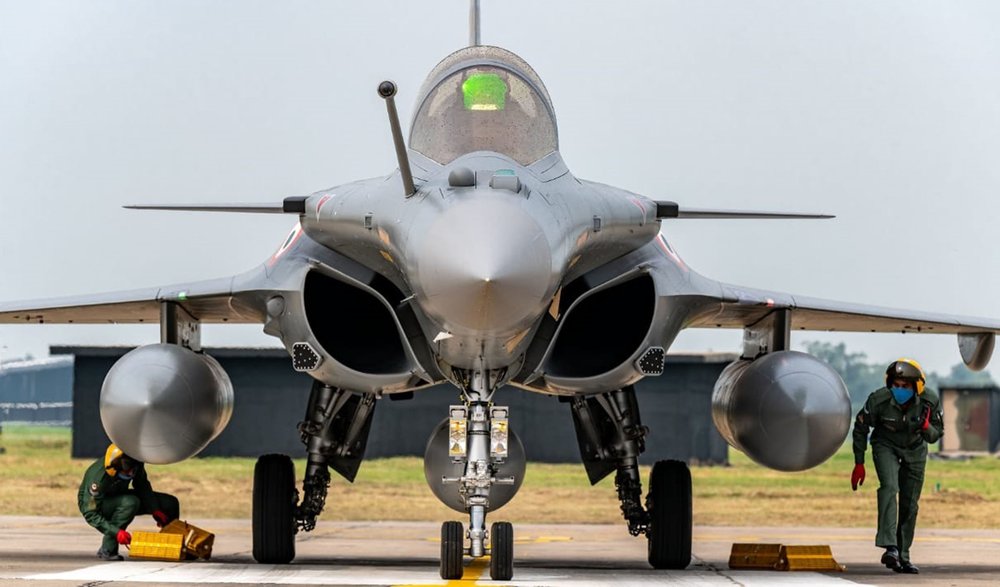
[315,194,333,218]
[628,197,649,217]
[269,222,303,266]
[656,234,687,271]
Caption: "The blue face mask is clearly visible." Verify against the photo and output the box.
[891,386,915,404]
[117,471,134,481]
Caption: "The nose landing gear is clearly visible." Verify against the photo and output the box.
[438,518,514,581]
[435,369,518,581]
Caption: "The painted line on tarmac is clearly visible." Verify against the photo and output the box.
[24,561,872,586]
[696,531,1000,544]
[27,562,446,585]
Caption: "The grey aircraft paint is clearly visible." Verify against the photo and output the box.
[0,1,998,574]
[1,13,998,463]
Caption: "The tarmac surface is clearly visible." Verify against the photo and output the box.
[0,516,996,586]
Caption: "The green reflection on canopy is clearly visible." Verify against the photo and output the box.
[462,73,507,111]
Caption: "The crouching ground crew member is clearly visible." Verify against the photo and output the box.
[77,444,180,561]
[851,358,943,574]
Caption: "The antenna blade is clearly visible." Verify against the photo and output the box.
[469,0,481,46]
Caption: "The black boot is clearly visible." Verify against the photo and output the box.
[880,546,901,571]
[895,560,920,574]
[96,548,123,562]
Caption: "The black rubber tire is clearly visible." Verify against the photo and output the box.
[490,521,514,581]
[440,521,464,580]
[252,454,297,564]
[646,459,692,570]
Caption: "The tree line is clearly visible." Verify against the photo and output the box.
[804,341,997,410]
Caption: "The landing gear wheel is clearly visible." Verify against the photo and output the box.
[440,520,464,580]
[646,459,692,569]
[252,454,296,564]
[489,521,514,581]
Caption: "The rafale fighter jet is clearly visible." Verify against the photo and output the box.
[2,2,998,581]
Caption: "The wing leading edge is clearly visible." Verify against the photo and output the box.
[687,283,1000,335]
[0,275,265,325]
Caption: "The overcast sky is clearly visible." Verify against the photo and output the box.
[1,1,998,377]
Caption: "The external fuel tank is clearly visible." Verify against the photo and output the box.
[100,343,233,464]
[711,351,851,472]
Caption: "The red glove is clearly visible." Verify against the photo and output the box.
[152,510,171,528]
[851,463,866,491]
[921,406,931,431]
[116,529,131,546]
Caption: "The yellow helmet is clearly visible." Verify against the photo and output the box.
[885,358,926,395]
[104,444,139,477]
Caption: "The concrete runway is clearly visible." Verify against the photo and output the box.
[0,516,996,586]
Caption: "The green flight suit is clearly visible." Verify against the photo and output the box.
[77,457,180,555]
[852,386,944,563]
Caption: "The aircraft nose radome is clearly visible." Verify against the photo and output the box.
[415,198,553,334]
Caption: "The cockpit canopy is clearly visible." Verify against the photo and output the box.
[409,46,558,166]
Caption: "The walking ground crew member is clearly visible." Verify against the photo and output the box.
[77,444,180,561]
[851,358,943,574]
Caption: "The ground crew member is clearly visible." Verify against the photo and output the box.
[77,444,180,561]
[851,358,943,574]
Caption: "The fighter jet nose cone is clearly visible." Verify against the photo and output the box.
[415,197,553,334]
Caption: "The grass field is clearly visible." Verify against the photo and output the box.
[3,425,1000,528]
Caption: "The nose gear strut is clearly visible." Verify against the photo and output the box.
[438,368,516,580]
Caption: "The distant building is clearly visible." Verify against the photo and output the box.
[940,384,1000,453]
[0,356,74,425]
[60,346,735,465]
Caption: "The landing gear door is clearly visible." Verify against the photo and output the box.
[570,395,618,485]
[326,393,377,483]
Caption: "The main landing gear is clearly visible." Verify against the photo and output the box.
[570,385,692,569]
[252,382,376,564]
[249,379,691,574]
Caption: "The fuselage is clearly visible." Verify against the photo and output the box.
[299,151,661,377]
[287,44,671,386]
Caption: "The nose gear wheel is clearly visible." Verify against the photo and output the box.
[440,520,465,580]
[490,521,514,580]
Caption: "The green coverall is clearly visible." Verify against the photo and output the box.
[853,386,944,563]
[77,457,180,555]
